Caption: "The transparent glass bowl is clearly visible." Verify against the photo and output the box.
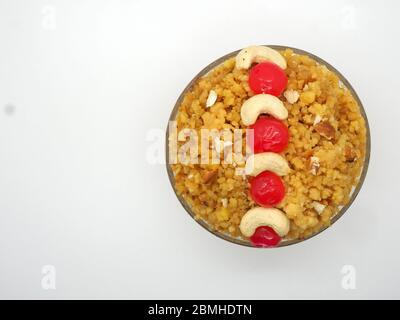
[166,45,371,248]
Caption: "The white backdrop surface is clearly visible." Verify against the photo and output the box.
[0,0,399,299]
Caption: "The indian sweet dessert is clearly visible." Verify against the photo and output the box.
[169,45,367,247]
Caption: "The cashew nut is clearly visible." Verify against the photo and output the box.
[245,152,290,177]
[235,46,287,70]
[240,94,288,125]
[239,207,290,237]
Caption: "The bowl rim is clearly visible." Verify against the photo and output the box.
[165,45,371,248]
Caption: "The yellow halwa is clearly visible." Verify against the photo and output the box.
[171,49,367,241]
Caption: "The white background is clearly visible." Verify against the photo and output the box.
[0,0,399,299]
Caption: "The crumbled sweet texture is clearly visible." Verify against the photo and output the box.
[171,49,366,240]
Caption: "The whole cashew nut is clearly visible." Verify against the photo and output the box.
[240,94,288,126]
[245,152,290,177]
[239,207,290,237]
[235,46,287,70]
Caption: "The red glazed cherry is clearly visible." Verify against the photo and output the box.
[250,226,281,248]
[250,171,285,207]
[248,117,289,153]
[248,61,288,96]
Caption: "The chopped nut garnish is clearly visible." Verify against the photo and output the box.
[344,145,357,162]
[314,121,336,140]
[284,89,300,104]
[313,114,322,126]
[221,198,228,208]
[309,156,320,175]
[206,90,217,108]
[312,201,326,215]
[201,169,218,184]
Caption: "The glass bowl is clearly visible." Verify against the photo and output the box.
[165,45,371,248]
